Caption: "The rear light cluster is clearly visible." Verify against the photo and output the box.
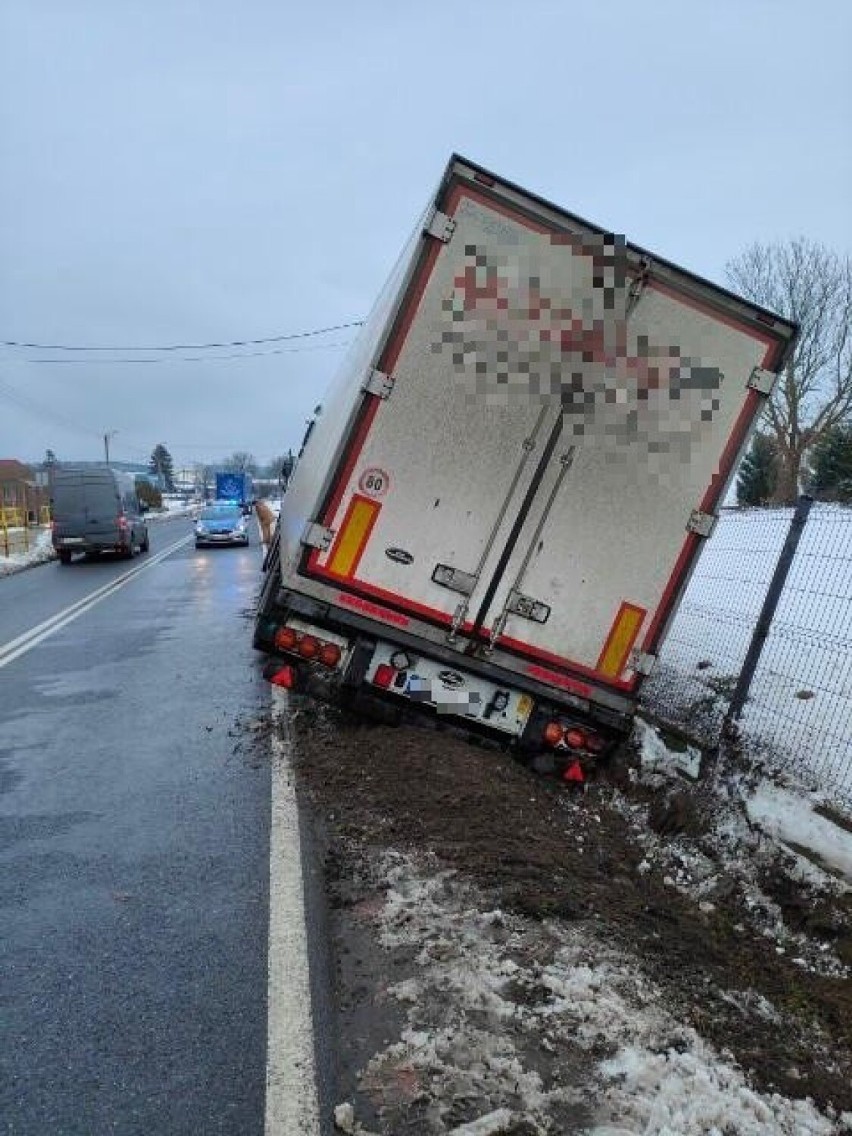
[372,663,396,689]
[273,626,341,669]
[372,651,412,689]
[542,721,607,753]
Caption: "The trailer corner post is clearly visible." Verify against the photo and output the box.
[724,494,814,727]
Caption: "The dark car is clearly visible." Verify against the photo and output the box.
[50,465,149,564]
[194,503,250,548]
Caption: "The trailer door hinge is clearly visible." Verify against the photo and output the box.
[747,366,777,396]
[505,590,551,624]
[425,209,457,244]
[686,509,718,538]
[362,368,395,399]
[301,522,334,551]
[631,650,657,676]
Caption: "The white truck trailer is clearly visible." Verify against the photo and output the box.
[255,155,796,768]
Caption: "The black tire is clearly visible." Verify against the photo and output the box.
[140,534,150,553]
[58,550,72,565]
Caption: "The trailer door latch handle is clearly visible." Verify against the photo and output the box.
[432,563,476,596]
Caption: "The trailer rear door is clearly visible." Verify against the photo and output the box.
[304,159,794,694]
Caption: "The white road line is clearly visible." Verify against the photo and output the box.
[0,535,193,669]
[266,689,321,1136]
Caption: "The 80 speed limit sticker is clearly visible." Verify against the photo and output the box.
[358,467,390,498]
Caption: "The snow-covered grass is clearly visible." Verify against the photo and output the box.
[634,718,852,893]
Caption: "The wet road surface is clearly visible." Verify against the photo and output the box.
[1,517,273,1134]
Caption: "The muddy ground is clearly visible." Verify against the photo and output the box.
[275,697,852,1133]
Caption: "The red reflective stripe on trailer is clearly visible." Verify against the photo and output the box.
[648,279,780,352]
[444,182,551,237]
[316,397,382,545]
[524,663,593,699]
[336,591,411,628]
[507,634,636,692]
[319,570,456,627]
[379,228,446,376]
[313,215,446,548]
[640,533,699,655]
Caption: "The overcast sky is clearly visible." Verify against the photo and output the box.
[1,0,850,473]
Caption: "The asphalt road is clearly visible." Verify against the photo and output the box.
[0,516,274,1135]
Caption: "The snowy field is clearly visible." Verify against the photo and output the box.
[643,505,852,803]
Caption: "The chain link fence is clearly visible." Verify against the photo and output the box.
[641,503,852,803]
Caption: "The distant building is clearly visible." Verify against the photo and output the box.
[0,459,49,522]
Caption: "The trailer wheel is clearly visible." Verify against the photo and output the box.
[58,550,72,565]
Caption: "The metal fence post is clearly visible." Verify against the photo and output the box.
[724,494,814,726]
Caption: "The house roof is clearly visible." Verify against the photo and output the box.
[0,459,36,481]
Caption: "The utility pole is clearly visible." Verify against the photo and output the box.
[103,431,117,466]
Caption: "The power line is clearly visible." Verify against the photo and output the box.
[20,340,354,365]
[1,320,364,353]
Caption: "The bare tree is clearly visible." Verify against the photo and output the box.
[726,238,852,504]
[223,451,258,475]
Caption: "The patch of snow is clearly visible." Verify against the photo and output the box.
[746,782,852,885]
[0,527,55,577]
[634,718,701,780]
[366,850,849,1135]
[447,1109,515,1135]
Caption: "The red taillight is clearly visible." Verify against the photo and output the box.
[274,627,298,651]
[543,722,563,747]
[373,664,395,689]
[268,665,295,689]
[298,636,319,660]
[563,728,586,749]
[319,643,341,668]
[563,759,585,784]
[585,733,607,753]
[117,515,129,531]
